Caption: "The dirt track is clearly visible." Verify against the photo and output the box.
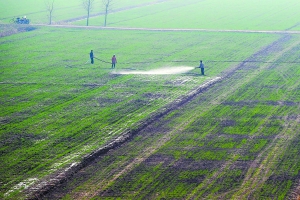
[33,24,300,35]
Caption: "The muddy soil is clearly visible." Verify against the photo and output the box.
[0,24,36,37]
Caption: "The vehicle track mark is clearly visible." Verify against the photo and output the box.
[187,35,300,199]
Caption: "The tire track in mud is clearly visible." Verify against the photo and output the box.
[186,34,298,199]
[291,176,300,200]
[229,39,300,199]
[214,112,300,200]
[232,109,300,198]
[27,34,297,199]
[235,116,300,199]
[208,38,300,199]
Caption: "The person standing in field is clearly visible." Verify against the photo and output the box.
[199,60,205,75]
[112,54,117,68]
[90,50,94,64]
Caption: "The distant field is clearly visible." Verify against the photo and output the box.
[74,0,300,31]
[0,0,157,24]
[1,0,300,30]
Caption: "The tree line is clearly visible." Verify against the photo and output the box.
[44,0,113,26]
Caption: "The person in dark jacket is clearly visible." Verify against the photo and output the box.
[199,60,204,75]
[90,50,94,64]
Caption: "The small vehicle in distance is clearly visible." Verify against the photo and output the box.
[10,16,30,24]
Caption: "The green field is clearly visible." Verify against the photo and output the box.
[1,0,300,199]
[1,0,300,31]
[0,0,156,24]
[76,0,300,31]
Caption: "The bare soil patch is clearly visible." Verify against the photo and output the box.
[0,24,36,37]
[173,159,223,170]
[220,119,236,127]
[144,154,174,167]
[222,100,299,107]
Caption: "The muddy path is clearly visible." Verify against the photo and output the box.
[26,34,300,199]
[33,23,300,35]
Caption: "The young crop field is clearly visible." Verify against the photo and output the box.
[0,0,159,24]
[38,33,300,200]
[74,0,300,31]
[1,25,282,199]
[1,0,300,200]
[1,0,300,31]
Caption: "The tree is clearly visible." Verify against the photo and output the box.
[102,0,113,27]
[82,0,95,26]
[45,0,55,25]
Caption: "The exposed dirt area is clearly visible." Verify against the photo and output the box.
[0,24,36,37]
[222,100,299,107]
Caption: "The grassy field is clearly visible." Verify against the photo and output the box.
[74,0,300,31]
[40,33,300,200]
[1,0,300,31]
[1,0,300,199]
[0,26,280,199]
[0,0,157,24]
